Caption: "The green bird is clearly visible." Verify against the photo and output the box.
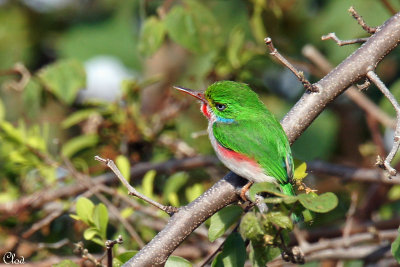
[175,81,296,200]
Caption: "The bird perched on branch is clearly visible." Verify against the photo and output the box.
[175,81,297,202]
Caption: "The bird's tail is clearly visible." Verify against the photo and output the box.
[280,182,295,196]
[280,183,301,223]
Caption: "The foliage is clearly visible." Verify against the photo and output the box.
[392,227,400,263]
[70,197,109,246]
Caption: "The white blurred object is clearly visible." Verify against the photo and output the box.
[79,56,135,103]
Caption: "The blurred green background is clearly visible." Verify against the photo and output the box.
[0,0,400,265]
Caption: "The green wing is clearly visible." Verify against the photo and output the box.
[213,115,293,184]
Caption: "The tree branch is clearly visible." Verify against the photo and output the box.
[124,11,400,266]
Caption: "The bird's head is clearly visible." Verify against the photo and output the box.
[175,81,266,123]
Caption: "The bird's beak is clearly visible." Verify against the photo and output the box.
[174,86,207,103]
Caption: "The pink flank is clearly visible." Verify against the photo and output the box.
[216,143,261,170]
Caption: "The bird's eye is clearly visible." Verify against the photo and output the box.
[215,103,226,111]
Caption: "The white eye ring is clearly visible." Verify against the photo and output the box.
[216,103,226,111]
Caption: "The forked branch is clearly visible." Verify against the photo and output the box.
[366,71,400,176]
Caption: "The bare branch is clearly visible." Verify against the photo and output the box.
[95,156,179,215]
[366,71,400,176]
[264,37,319,92]
[349,6,378,34]
[321,32,368,46]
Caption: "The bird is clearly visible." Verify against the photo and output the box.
[175,81,296,203]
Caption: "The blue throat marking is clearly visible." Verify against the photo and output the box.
[216,116,235,124]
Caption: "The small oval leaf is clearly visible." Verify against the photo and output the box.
[208,205,243,242]
[165,255,192,267]
[298,192,338,213]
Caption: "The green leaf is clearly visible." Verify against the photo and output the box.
[215,232,246,267]
[266,212,293,230]
[83,227,100,240]
[164,0,219,54]
[0,121,24,144]
[298,192,338,213]
[76,197,94,225]
[392,227,400,263]
[250,240,280,267]
[116,155,131,182]
[302,209,315,222]
[208,205,243,242]
[93,203,108,239]
[62,109,100,129]
[53,260,79,267]
[61,134,99,158]
[249,182,287,200]
[388,185,400,201]
[165,255,192,267]
[211,254,223,267]
[165,6,199,53]
[239,212,264,241]
[294,162,308,181]
[37,59,86,105]
[163,172,189,204]
[165,5,200,52]
[139,16,166,56]
[69,214,81,221]
[142,170,156,199]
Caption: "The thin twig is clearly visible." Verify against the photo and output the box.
[349,6,377,34]
[342,191,358,246]
[366,71,400,176]
[264,37,319,92]
[106,235,123,267]
[94,156,179,215]
[321,32,368,46]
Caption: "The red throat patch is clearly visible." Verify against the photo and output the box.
[201,103,211,119]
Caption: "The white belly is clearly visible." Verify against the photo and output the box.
[207,121,278,184]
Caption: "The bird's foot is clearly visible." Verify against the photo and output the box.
[240,181,254,201]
